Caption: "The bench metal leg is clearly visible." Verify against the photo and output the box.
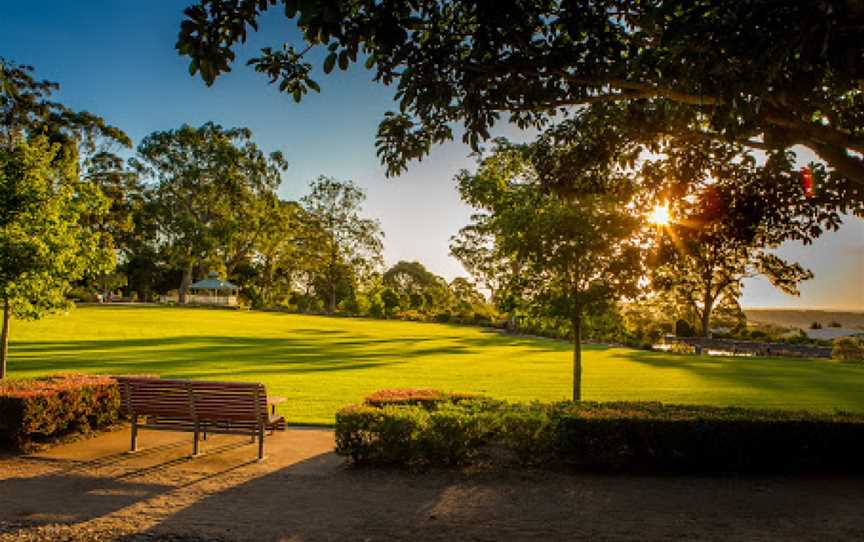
[257,424,265,461]
[129,416,139,453]
[193,422,201,456]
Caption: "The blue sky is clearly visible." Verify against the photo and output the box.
[3,1,862,310]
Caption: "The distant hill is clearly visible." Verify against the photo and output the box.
[745,309,864,331]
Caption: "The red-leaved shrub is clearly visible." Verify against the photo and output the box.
[0,374,123,449]
[364,388,447,408]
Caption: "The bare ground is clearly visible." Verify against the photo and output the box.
[2,426,864,541]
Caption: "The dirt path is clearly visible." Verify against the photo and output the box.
[1,426,864,541]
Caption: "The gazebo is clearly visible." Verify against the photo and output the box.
[188,272,240,306]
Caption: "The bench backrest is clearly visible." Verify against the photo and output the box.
[117,377,267,422]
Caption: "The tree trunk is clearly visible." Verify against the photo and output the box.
[572,315,582,402]
[179,263,193,304]
[1,298,10,380]
[328,280,337,313]
[701,297,714,338]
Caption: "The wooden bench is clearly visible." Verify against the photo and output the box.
[117,377,286,461]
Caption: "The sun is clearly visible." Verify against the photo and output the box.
[648,203,671,226]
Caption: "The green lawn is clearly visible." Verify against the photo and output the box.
[7,305,864,424]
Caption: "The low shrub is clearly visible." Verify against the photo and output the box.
[0,374,122,449]
[833,337,864,362]
[336,390,864,473]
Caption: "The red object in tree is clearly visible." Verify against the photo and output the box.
[801,166,814,198]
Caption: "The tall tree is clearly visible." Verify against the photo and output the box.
[132,123,287,302]
[176,1,864,193]
[243,198,304,308]
[0,136,113,378]
[0,59,127,377]
[300,176,383,313]
[458,144,641,400]
[643,140,844,336]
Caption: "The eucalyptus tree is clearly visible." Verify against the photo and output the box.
[176,2,864,196]
[132,122,287,302]
[642,138,857,337]
[300,176,383,313]
[243,198,304,308]
[458,143,641,400]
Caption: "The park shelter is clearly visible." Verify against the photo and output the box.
[188,272,240,306]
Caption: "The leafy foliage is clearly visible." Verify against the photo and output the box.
[454,142,641,399]
[0,374,122,449]
[0,137,114,378]
[176,1,864,193]
[299,176,384,312]
[336,390,864,472]
[1,58,130,155]
[131,122,288,301]
[642,138,862,336]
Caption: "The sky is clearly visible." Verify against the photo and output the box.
[3,1,862,310]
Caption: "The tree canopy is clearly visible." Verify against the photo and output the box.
[300,176,384,313]
[456,142,641,399]
[0,137,113,378]
[132,122,288,301]
[176,1,864,193]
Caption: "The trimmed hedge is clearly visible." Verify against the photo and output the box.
[0,374,123,449]
[335,390,864,473]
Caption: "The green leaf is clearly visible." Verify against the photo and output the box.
[292,88,302,103]
[338,50,349,70]
[323,52,336,74]
[306,79,321,93]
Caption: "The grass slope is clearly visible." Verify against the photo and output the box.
[8,306,864,424]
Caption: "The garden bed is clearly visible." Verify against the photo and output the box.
[336,389,864,473]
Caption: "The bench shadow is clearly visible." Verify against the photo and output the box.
[0,436,258,535]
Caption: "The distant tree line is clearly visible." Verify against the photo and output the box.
[72,120,497,326]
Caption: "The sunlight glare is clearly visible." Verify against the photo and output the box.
[649,203,671,226]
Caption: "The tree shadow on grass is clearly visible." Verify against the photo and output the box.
[615,348,864,411]
[9,329,576,379]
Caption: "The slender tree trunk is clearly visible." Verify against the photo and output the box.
[179,262,193,304]
[572,314,582,402]
[328,280,337,313]
[1,298,10,380]
[328,248,338,313]
[701,296,714,338]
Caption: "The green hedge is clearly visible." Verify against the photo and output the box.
[0,374,123,449]
[335,390,864,472]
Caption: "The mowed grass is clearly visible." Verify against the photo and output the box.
[7,306,864,424]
